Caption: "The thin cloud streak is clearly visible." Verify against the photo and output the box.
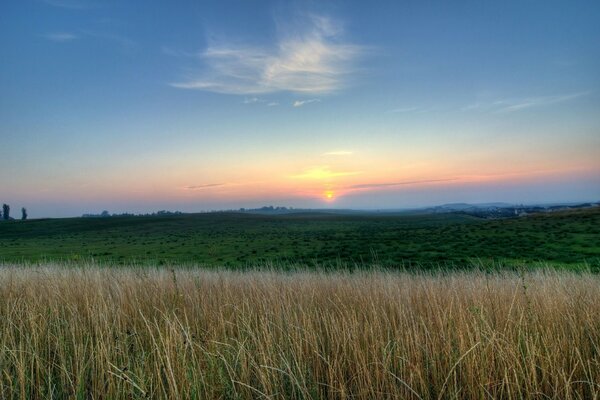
[291,166,361,180]
[243,97,264,104]
[463,92,590,113]
[81,30,136,50]
[243,97,281,107]
[293,99,320,107]
[43,30,135,49]
[184,183,227,190]
[43,32,78,42]
[160,46,198,58]
[348,178,457,190]
[495,92,589,113]
[322,150,353,156]
[388,107,419,113]
[170,14,364,95]
[42,0,95,9]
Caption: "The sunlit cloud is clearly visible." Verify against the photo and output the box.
[322,150,353,156]
[291,166,361,180]
[293,99,321,107]
[43,32,78,42]
[183,183,227,190]
[170,14,364,95]
[267,102,279,106]
[348,178,457,190]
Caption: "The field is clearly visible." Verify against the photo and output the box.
[1,208,599,268]
[1,265,599,399]
[2,210,599,398]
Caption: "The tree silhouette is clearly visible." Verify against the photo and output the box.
[21,207,27,220]
[2,204,9,220]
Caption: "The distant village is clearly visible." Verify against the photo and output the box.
[449,202,600,219]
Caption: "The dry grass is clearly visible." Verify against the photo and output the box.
[0,265,599,399]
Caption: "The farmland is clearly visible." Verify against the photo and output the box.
[0,208,599,268]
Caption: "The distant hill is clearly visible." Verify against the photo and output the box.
[422,203,514,212]
[237,201,599,219]
[77,201,600,220]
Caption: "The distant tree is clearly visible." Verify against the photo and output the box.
[2,204,9,220]
[21,207,27,220]
[100,210,110,217]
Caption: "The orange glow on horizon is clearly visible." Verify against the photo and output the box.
[32,158,597,205]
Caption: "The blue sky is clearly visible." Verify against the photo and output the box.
[1,0,599,217]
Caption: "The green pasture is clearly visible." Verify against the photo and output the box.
[0,208,598,268]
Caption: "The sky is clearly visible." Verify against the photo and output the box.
[1,0,599,217]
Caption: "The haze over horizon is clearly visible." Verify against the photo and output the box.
[1,0,599,218]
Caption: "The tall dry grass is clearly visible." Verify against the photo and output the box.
[0,265,599,399]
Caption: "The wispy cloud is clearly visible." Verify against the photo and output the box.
[322,150,353,156]
[243,97,280,107]
[460,103,484,112]
[463,92,590,113]
[243,97,264,104]
[81,30,136,50]
[43,32,78,42]
[42,0,95,9]
[388,106,419,113]
[161,46,198,58]
[184,183,227,190]
[171,14,364,95]
[293,98,321,107]
[42,30,135,49]
[291,166,361,180]
[348,178,456,190]
[495,92,589,113]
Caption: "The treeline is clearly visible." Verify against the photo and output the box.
[82,210,183,218]
[0,204,27,221]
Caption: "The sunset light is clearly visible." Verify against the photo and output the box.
[1,1,598,218]
[2,2,600,398]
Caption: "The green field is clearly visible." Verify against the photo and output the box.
[1,208,599,268]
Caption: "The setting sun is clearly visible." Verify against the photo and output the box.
[324,191,335,201]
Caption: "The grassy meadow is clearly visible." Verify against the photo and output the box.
[1,209,598,398]
[0,208,598,268]
[0,265,599,399]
